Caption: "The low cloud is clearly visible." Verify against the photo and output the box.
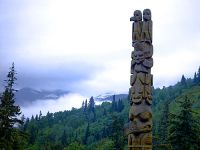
[21,93,87,118]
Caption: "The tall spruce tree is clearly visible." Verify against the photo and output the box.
[88,96,95,113]
[83,123,90,144]
[193,72,198,85]
[180,75,187,87]
[0,63,23,149]
[111,95,117,111]
[158,101,171,149]
[169,96,200,150]
[197,66,200,85]
[111,115,124,150]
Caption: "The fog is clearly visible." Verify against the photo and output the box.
[21,93,87,118]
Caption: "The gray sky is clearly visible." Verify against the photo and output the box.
[1,0,200,97]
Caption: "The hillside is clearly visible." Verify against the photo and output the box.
[18,68,200,149]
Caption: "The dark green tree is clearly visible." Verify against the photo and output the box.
[64,141,85,150]
[61,130,67,147]
[83,123,90,144]
[157,101,171,149]
[81,101,85,111]
[84,99,88,112]
[117,99,124,112]
[193,72,198,85]
[111,115,124,150]
[169,96,200,150]
[197,66,200,85]
[39,110,42,120]
[0,63,23,149]
[111,95,117,111]
[180,75,187,87]
[88,96,95,113]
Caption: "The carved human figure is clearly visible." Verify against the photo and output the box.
[131,43,153,74]
[130,73,153,105]
[130,10,142,47]
[141,9,152,43]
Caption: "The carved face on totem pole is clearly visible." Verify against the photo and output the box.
[134,10,142,22]
[130,10,142,22]
[143,9,151,21]
[134,50,144,64]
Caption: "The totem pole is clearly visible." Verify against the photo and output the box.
[125,9,153,150]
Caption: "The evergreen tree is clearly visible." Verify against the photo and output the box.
[111,115,124,150]
[88,96,95,113]
[35,114,39,121]
[180,75,187,87]
[39,110,42,120]
[31,115,34,121]
[84,99,88,112]
[111,95,117,111]
[64,141,85,150]
[193,72,198,85]
[0,63,23,149]
[83,123,90,144]
[61,130,67,147]
[81,101,85,111]
[158,101,170,149]
[117,99,124,112]
[18,114,26,131]
[169,96,200,149]
[197,66,200,85]
[103,107,107,116]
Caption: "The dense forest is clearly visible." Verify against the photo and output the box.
[0,64,200,150]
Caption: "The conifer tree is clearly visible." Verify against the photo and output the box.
[83,123,90,144]
[39,110,42,120]
[169,96,200,149]
[88,96,95,113]
[0,63,23,149]
[180,75,187,87]
[111,95,117,111]
[84,99,88,112]
[117,99,124,112]
[61,130,67,147]
[82,101,85,111]
[197,66,200,85]
[193,72,198,85]
[158,101,170,149]
[111,115,124,150]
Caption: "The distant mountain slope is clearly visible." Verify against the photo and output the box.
[95,92,128,101]
[15,87,69,106]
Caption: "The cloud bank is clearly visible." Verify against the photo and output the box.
[21,93,87,118]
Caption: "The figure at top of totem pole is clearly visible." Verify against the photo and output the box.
[130,10,142,47]
[141,9,152,43]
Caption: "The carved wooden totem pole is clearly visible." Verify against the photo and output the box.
[126,9,153,150]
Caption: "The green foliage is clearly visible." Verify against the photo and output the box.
[157,101,170,147]
[111,114,124,149]
[64,142,85,150]
[0,63,27,149]
[23,97,128,149]
[169,96,200,150]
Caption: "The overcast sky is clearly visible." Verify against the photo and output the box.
[1,0,200,97]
